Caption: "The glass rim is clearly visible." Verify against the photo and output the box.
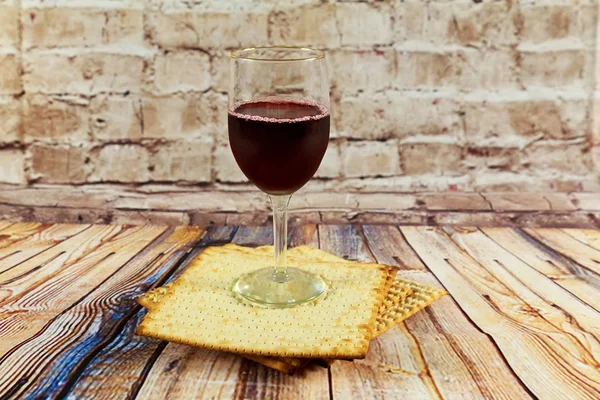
[230,46,325,62]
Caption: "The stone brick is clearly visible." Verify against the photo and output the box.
[396,2,517,46]
[342,140,399,178]
[268,4,339,47]
[152,51,211,94]
[147,11,268,49]
[28,144,89,183]
[336,3,392,46]
[90,95,142,141]
[214,144,247,183]
[89,144,149,183]
[396,46,517,91]
[578,3,599,47]
[150,139,213,183]
[328,50,395,95]
[464,93,588,141]
[314,142,341,179]
[593,145,600,170]
[338,92,462,140]
[520,49,585,87]
[394,2,431,42]
[23,52,143,95]
[0,0,593,193]
[593,92,600,144]
[142,93,217,139]
[520,5,577,43]
[23,94,89,142]
[105,8,145,46]
[396,48,460,89]
[596,50,600,92]
[22,8,143,49]
[210,50,229,93]
[400,141,463,176]
[473,171,590,193]
[22,8,104,49]
[0,96,21,144]
[559,96,589,139]
[210,93,229,144]
[444,2,518,46]
[463,146,523,173]
[0,5,19,48]
[524,141,593,174]
[0,53,21,95]
[583,48,596,88]
[0,149,24,184]
[458,49,518,90]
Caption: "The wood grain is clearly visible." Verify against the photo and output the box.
[0,226,203,398]
[362,225,427,271]
[134,225,331,400]
[317,224,373,262]
[482,227,600,312]
[0,221,15,232]
[327,225,532,400]
[0,224,126,306]
[0,223,89,275]
[562,229,600,251]
[65,226,231,400]
[402,226,600,400]
[524,228,600,275]
[323,224,447,400]
[0,225,167,356]
[0,222,48,254]
[2,222,599,399]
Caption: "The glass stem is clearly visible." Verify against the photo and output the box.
[270,194,291,282]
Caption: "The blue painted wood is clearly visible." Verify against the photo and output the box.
[6,227,205,399]
[62,226,237,400]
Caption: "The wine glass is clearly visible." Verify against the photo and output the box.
[228,47,330,307]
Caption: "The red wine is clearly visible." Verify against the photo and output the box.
[228,99,330,195]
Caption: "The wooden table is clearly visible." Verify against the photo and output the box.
[1,221,599,399]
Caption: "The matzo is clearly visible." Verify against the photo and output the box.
[136,246,393,359]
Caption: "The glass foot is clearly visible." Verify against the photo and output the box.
[233,267,327,307]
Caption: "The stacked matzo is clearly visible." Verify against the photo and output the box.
[137,244,447,374]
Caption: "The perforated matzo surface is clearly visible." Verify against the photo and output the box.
[374,278,447,336]
[136,246,391,359]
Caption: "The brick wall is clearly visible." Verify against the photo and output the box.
[0,0,598,194]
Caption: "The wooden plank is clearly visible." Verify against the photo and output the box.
[402,226,600,400]
[0,221,15,232]
[65,226,233,400]
[317,224,373,262]
[0,226,204,399]
[134,225,330,400]
[362,225,427,271]
[0,223,89,274]
[323,224,441,400]
[0,222,48,253]
[562,229,600,251]
[231,225,273,247]
[0,225,167,357]
[327,225,532,400]
[448,227,600,350]
[416,193,490,211]
[482,228,600,312]
[483,193,552,211]
[289,223,319,248]
[524,228,600,275]
[0,224,126,304]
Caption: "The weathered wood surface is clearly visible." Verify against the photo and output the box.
[1,185,599,228]
[1,222,599,399]
[323,225,533,400]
